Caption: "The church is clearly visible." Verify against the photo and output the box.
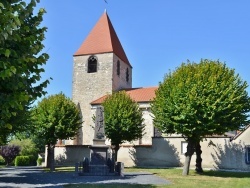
[51,12,250,170]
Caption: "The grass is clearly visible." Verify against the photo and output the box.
[62,167,250,188]
[126,167,250,188]
[44,166,75,172]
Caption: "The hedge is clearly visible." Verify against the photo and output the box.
[15,155,38,166]
[15,156,30,166]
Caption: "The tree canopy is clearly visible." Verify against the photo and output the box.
[152,59,250,175]
[102,91,144,161]
[33,93,82,146]
[32,93,82,170]
[0,0,50,143]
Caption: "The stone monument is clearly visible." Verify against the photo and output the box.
[81,106,115,175]
[89,106,109,166]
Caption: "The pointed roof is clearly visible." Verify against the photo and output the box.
[91,87,158,105]
[74,11,131,67]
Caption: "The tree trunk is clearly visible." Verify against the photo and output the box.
[182,140,195,176]
[195,142,203,173]
[46,144,55,171]
[113,144,120,162]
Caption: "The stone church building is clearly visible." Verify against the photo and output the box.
[51,12,250,171]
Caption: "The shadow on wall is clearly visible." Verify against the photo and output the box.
[76,103,83,145]
[211,139,246,170]
[55,145,90,166]
[129,138,181,167]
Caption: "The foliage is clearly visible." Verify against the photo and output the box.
[0,156,5,165]
[152,59,250,175]
[37,157,43,166]
[33,92,82,145]
[9,138,39,157]
[102,91,144,161]
[0,0,50,142]
[0,145,20,166]
[32,92,82,170]
[15,156,30,166]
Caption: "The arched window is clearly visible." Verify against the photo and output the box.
[88,56,97,73]
[117,60,120,76]
[126,67,129,82]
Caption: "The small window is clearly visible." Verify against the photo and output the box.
[117,60,120,76]
[88,56,97,73]
[245,146,250,164]
[126,67,129,82]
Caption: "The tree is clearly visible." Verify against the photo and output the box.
[152,59,250,175]
[0,145,20,166]
[102,91,145,162]
[32,93,82,171]
[0,0,50,142]
[9,138,38,157]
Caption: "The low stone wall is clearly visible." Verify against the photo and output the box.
[52,137,250,171]
[50,145,90,166]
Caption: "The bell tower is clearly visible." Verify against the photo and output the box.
[71,11,132,145]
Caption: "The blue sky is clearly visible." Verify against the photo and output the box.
[37,0,250,98]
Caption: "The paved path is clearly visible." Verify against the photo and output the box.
[0,166,170,188]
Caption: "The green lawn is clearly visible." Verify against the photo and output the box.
[63,167,250,188]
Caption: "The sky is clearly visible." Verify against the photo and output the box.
[35,0,250,98]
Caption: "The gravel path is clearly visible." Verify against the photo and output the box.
[0,166,171,188]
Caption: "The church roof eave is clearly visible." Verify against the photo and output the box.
[90,87,158,105]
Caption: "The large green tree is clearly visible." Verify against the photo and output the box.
[0,0,50,143]
[32,93,81,171]
[102,91,145,162]
[152,59,250,175]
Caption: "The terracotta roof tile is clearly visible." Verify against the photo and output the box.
[91,87,158,105]
[74,11,131,67]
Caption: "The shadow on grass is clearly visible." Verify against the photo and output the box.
[201,170,250,178]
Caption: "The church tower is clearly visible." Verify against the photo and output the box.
[71,12,132,145]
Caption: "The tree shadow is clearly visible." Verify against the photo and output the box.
[202,170,250,178]
[55,153,67,165]
[0,167,163,187]
[129,138,181,167]
[211,139,248,171]
[54,145,90,166]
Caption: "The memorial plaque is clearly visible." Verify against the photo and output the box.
[90,147,107,165]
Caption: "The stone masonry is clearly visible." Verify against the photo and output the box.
[69,53,132,145]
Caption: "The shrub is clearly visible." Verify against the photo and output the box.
[9,138,38,156]
[0,156,5,165]
[37,158,43,166]
[0,145,20,166]
[28,155,37,166]
[15,156,30,166]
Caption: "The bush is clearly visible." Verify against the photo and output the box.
[0,156,5,165]
[15,156,30,166]
[37,158,43,166]
[9,138,38,156]
[28,155,37,166]
[0,145,20,166]
[15,155,38,166]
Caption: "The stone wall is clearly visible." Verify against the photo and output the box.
[71,53,132,145]
[53,137,250,171]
